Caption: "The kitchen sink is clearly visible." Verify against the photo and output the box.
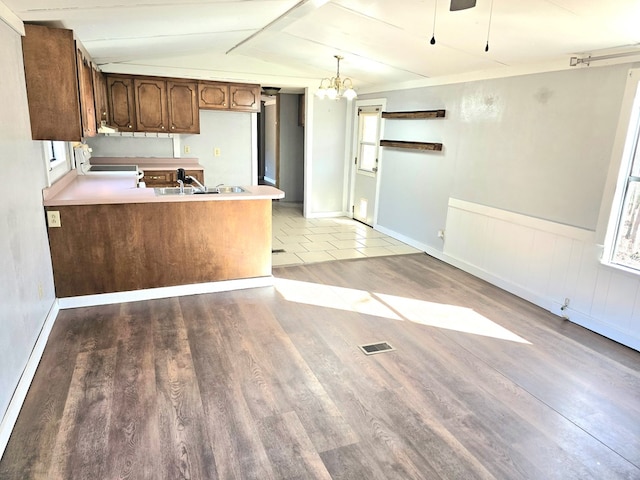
[214,186,245,194]
[154,187,196,195]
[154,186,245,196]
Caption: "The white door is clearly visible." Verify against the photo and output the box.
[352,106,382,226]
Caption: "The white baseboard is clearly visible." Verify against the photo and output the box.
[305,210,347,219]
[374,224,433,254]
[438,251,640,352]
[58,276,274,309]
[0,299,59,459]
[557,307,640,352]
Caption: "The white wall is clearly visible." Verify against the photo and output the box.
[0,20,56,437]
[88,109,254,186]
[264,102,277,184]
[86,134,173,157]
[278,94,304,203]
[181,110,253,186]
[308,97,347,215]
[444,199,640,351]
[360,63,640,350]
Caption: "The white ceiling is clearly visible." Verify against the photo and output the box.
[4,0,640,93]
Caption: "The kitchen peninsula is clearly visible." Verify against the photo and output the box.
[43,170,284,298]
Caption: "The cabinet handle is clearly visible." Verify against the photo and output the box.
[128,124,132,129]
[171,126,175,130]
[161,125,165,130]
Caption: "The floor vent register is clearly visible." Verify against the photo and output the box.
[358,341,395,355]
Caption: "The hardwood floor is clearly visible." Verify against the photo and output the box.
[1,253,639,479]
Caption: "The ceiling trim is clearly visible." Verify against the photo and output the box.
[226,0,329,55]
[0,0,24,36]
[358,57,640,95]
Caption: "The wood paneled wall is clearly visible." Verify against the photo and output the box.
[46,200,272,297]
[444,198,640,352]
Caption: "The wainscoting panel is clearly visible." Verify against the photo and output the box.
[444,198,640,351]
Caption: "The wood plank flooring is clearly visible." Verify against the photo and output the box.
[1,253,639,479]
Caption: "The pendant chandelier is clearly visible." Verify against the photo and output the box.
[315,55,357,100]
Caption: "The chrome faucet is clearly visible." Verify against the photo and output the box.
[176,168,190,194]
[177,167,206,193]
[187,175,206,193]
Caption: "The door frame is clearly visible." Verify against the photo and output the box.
[348,98,387,225]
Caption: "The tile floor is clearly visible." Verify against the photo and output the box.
[272,202,422,267]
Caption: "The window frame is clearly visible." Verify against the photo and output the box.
[603,71,640,274]
[43,140,73,184]
[356,108,382,177]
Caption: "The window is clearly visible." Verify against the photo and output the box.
[43,140,72,184]
[44,141,68,170]
[357,108,381,174]
[607,77,640,271]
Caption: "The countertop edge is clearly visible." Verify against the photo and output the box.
[42,173,285,207]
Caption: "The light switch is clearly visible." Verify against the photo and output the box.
[214,147,221,157]
[184,145,191,154]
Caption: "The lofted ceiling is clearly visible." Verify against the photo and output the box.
[4,0,640,94]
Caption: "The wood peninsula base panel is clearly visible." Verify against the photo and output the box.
[46,200,272,297]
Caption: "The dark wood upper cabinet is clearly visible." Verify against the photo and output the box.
[167,80,200,133]
[105,74,258,133]
[198,81,230,110]
[134,78,168,133]
[22,25,259,139]
[229,83,261,112]
[106,75,136,131]
[92,67,109,128]
[76,49,97,138]
[22,24,82,141]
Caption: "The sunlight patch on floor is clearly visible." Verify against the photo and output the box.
[375,293,530,344]
[274,278,530,344]
[274,278,401,319]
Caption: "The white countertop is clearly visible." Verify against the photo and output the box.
[43,170,285,206]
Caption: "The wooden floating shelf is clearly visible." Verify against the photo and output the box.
[380,140,443,151]
[381,109,445,119]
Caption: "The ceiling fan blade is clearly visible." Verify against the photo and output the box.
[450,0,476,11]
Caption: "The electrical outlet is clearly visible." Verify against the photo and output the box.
[560,297,570,319]
[184,145,191,154]
[437,229,445,239]
[214,147,221,157]
[37,282,44,300]
[47,210,61,228]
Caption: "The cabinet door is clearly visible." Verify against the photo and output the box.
[198,81,230,110]
[22,24,82,141]
[76,49,97,137]
[107,75,136,131]
[92,67,109,128]
[184,170,204,184]
[229,83,260,112]
[167,80,200,133]
[134,78,168,133]
[143,170,175,187]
